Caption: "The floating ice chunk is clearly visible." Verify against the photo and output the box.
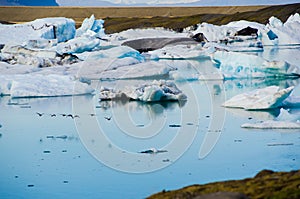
[193,23,236,42]
[23,39,58,49]
[0,74,94,98]
[2,44,57,59]
[99,80,186,102]
[75,46,144,61]
[76,15,105,38]
[223,86,294,110]
[1,44,79,67]
[0,17,75,45]
[212,51,300,78]
[241,108,300,129]
[276,108,300,122]
[97,61,173,80]
[56,30,100,55]
[266,14,300,45]
[241,120,300,129]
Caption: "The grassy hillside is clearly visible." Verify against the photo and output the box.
[0,3,299,34]
[104,3,300,33]
[148,169,300,199]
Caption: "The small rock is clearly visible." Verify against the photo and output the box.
[56,135,68,139]
[169,124,181,128]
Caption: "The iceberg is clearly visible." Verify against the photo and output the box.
[212,51,300,78]
[74,45,144,61]
[241,120,300,129]
[1,44,79,67]
[0,17,75,45]
[266,14,300,45]
[56,30,100,55]
[97,61,174,80]
[75,15,105,38]
[0,74,94,98]
[223,86,294,110]
[99,80,187,102]
[241,108,300,129]
[191,13,300,46]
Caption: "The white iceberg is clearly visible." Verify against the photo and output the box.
[75,45,144,61]
[99,80,187,102]
[97,61,174,80]
[241,120,300,129]
[266,13,300,45]
[212,51,300,78]
[191,13,300,46]
[0,17,75,45]
[223,86,294,110]
[0,74,94,98]
[1,44,79,67]
[241,108,300,129]
[56,30,100,55]
[75,15,105,38]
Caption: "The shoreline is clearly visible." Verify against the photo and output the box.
[147,169,300,199]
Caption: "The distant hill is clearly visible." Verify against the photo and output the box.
[0,3,299,34]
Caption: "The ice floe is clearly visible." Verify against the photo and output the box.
[56,30,100,55]
[241,120,300,129]
[241,108,300,129]
[99,80,186,102]
[212,51,300,78]
[75,14,105,38]
[0,17,75,45]
[192,13,300,46]
[223,86,294,110]
[0,74,94,98]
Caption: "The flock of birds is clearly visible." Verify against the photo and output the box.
[36,112,112,120]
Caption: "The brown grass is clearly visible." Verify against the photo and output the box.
[0,5,268,25]
[0,3,299,34]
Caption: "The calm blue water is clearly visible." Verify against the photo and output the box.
[0,46,300,199]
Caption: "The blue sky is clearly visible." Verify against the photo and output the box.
[0,0,299,6]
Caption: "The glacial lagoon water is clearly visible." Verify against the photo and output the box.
[0,46,300,198]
